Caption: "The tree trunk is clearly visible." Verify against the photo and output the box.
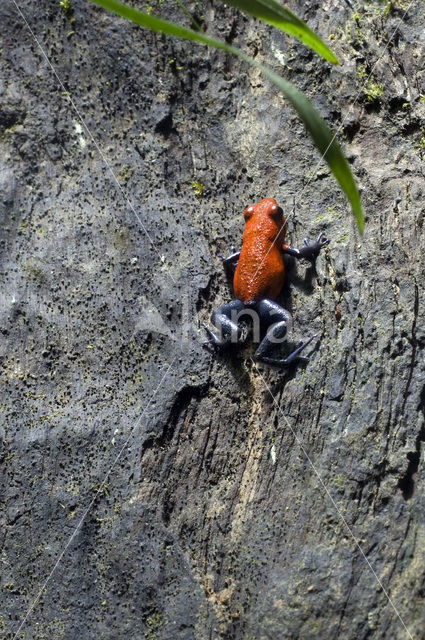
[1,1,424,639]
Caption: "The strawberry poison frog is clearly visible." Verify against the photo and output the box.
[202,197,329,367]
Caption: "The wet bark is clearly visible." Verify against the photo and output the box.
[1,1,425,639]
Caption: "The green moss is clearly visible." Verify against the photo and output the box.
[0,123,19,142]
[335,475,345,490]
[345,10,364,42]
[312,208,334,224]
[352,11,363,39]
[37,409,64,422]
[117,164,134,185]
[382,0,411,16]
[191,180,205,197]
[24,260,46,283]
[60,0,71,12]
[357,64,384,104]
[169,58,184,70]
[144,610,163,639]
[335,231,349,244]
[382,1,392,17]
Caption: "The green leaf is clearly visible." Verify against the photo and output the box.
[221,0,339,64]
[89,0,364,232]
[89,0,233,50]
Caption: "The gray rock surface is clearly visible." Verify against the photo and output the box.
[1,1,425,638]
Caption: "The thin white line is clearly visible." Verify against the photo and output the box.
[249,1,414,283]
[12,356,177,640]
[11,0,176,284]
[252,359,415,640]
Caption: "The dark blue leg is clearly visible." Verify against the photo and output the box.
[218,247,241,274]
[202,299,245,348]
[282,232,329,262]
[254,298,316,367]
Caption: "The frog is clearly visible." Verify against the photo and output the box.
[202,197,329,367]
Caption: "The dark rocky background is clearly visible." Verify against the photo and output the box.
[1,0,424,638]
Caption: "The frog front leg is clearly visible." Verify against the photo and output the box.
[283,232,329,262]
[202,299,245,347]
[218,247,241,274]
[254,299,316,367]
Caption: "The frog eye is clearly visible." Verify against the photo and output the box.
[269,204,283,220]
[244,205,254,220]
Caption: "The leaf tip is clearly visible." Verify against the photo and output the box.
[356,209,365,235]
[328,52,340,65]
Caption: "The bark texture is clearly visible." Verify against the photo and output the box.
[1,1,425,638]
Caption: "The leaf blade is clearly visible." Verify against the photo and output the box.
[222,0,339,64]
[90,0,231,50]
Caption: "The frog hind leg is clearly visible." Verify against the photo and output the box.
[202,299,245,348]
[254,298,316,367]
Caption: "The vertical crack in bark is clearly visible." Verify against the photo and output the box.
[332,571,355,640]
[400,282,419,418]
[398,283,422,500]
[385,514,412,586]
[196,415,213,482]
[398,433,424,501]
[139,383,205,523]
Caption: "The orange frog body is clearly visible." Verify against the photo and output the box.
[202,198,329,368]
[234,198,286,304]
